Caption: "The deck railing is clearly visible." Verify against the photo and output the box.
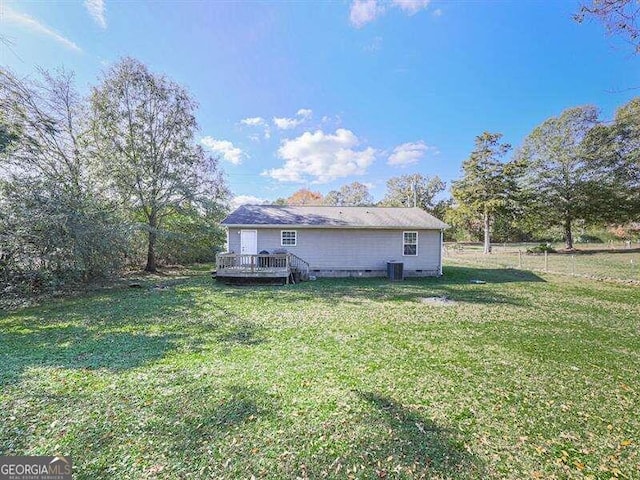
[216,253,310,279]
[287,253,310,278]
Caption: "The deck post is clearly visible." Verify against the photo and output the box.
[251,255,255,273]
[286,254,290,284]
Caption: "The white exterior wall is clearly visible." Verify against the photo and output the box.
[226,227,442,276]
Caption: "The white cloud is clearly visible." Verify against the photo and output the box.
[350,0,384,28]
[273,117,301,130]
[240,116,266,126]
[239,116,271,141]
[349,0,431,27]
[231,195,268,209]
[263,129,376,183]
[432,8,443,17]
[321,114,343,127]
[84,0,107,29]
[392,0,430,15]
[2,6,82,52]
[273,108,313,130]
[200,136,245,165]
[387,140,437,166]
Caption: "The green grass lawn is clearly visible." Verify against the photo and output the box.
[1,266,639,479]
[445,247,640,283]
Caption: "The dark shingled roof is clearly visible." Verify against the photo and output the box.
[222,205,448,229]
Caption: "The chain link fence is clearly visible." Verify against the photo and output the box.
[443,242,640,283]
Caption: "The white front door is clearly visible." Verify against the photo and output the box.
[240,230,258,255]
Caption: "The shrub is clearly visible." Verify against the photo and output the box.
[526,243,557,254]
[576,234,604,244]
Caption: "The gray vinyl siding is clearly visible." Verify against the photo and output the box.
[226,227,442,275]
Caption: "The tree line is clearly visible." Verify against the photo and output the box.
[0,58,229,298]
[450,102,639,252]
[276,100,640,254]
[273,174,446,211]
[2,57,638,300]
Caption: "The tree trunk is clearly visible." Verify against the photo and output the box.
[145,212,158,272]
[483,210,492,254]
[564,218,573,250]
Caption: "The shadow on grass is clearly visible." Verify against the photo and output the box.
[204,299,269,347]
[438,265,545,284]
[355,391,484,478]
[217,320,267,346]
[120,383,282,466]
[154,384,280,453]
[220,265,544,307]
[47,384,281,478]
[0,325,183,386]
[0,284,268,386]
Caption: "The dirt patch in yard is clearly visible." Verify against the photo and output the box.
[419,296,457,306]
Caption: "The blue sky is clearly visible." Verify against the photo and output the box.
[2,0,639,205]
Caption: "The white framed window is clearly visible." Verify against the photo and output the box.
[281,230,297,247]
[403,231,418,256]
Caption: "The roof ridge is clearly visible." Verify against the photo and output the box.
[244,205,422,209]
[222,204,448,229]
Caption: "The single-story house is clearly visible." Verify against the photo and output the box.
[220,205,448,278]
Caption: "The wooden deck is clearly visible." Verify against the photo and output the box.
[215,253,310,285]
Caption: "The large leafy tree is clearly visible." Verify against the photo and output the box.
[90,58,228,272]
[584,97,640,221]
[611,98,640,216]
[323,182,373,206]
[156,204,228,265]
[286,188,323,205]
[516,106,608,250]
[380,173,445,211]
[0,68,127,285]
[1,69,89,196]
[451,132,521,254]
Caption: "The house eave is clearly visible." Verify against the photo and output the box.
[222,224,448,230]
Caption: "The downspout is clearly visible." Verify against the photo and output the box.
[439,229,443,276]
